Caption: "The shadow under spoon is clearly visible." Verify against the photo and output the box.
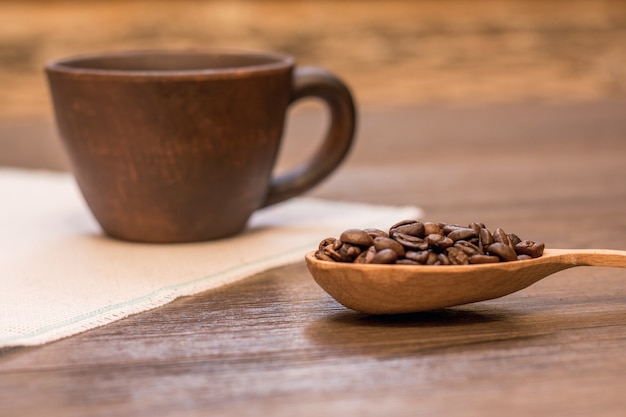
[305,248,626,314]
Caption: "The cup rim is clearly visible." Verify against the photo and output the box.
[45,49,295,80]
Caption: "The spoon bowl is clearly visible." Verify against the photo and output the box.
[305,248,626,314]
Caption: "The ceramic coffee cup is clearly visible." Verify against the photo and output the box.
[46,49,356,243]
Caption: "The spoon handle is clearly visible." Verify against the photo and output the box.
[555,249,626,268]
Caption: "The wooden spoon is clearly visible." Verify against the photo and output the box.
[305,248,626,314]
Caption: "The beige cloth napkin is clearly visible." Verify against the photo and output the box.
[0,169,421,347]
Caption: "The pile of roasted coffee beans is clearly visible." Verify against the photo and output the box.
[315,220,545,265]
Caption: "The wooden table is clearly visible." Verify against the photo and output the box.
[1,100,625,416]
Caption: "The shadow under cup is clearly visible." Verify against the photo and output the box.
[45,50,356,243]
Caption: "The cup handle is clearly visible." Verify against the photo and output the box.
[261,67,356,207]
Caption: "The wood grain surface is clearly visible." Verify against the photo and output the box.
[2,0,626,118]
[1,99,626,416]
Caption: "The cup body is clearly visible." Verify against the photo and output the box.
[47,50,294,242]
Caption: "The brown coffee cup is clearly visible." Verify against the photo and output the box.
[45,49,356,243]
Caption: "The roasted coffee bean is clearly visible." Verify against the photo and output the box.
[469,222,484,235]
[396,259,421,265]
[508,233,522,246]
[446,247,469,265]
[479,227,494,248]
[454,240,483,256]
[322,245,343,262]
[468,254,501,264]
[447,227,478,241]
[389,220,425,238]
[314,220,545,266]
[354,246,377,264]
[515,240,545,258]
[374,236,406,258]
[371,248,398,264]
[394,233,429,251]
[440,237,455,250]
[423,222,442,236]
[441,224,461,235]
[425,233,442,245]
[487,242,517,261]
[318,237,337,251]
[314,249,335,262]
[340,229,374,248]
[337,243,362,261]
[363,228,388,239]
[354,251,367,263]
[492,228,511,246]
[323,239,345,261]
[425,251,439,265]
[426,234,454,251]
[437,253,452,265]
[405,250,430,264]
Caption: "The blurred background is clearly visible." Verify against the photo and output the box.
[1,0,625,170]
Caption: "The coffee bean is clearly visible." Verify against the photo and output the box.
[423,222,442,236]
[322,245,343,262]
[468,254,501,264]
[396,259,421,265]
[321,238,345,261]
[314,249,335,262]
[437,253,452,265]
[446,247,469,265]
[374,236,406,258]
[425,251,439,265]
[447,227,478,241]
[515,240,545,258]
[440,237,455,250]
[454,240,483,256]
[508,233,522,246]
[371,248,398,264]
[469,222,484,234]
[487,242,517,261]
[405,250,430,264]
[363,228,389,239]
[441,224,457,234]
[354,246,377,264]
[318,237,337,251]
[389,220,425,238]
[394,233,429,251]
[492,228,511,246]
[479,227,494,248]
[314,221,545,266]
[426,234,454,251]
[337,243,362,261]
[340,229,374,248]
